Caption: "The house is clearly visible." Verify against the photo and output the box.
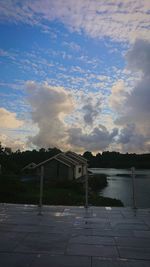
[21,162,37,174]
[66,151,87,178]
[24,152,87,181]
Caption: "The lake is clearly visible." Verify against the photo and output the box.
[89,168,150,208]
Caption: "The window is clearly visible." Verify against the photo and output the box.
[78,167,82,173]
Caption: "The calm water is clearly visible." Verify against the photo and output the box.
[89,168,150,208]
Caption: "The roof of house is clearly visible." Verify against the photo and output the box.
[22,162,37,171]
[58,153,79,166]
[24,151,87,170]
[32,153,69,169]
[66,151,87,164]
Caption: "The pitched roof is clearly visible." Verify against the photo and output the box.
[25,151,87,170]
[33,153,69,169]
[22,162,36,171]
[66,151,87,164]
[58,153,79,166]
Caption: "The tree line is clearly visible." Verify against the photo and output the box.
[0,142,150,174]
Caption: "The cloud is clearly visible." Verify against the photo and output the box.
[26,81,74,149]
[109,80,128,111]
[117,124,150,153]
[0,0,149,42]
[68,125,118,151]
[126,39,150,74]
[0,133,26,151]
[82,96,102,125]
[25,81,119,152]
[116,39,150,133]
[0,108,23,129]
[109,39,150,152]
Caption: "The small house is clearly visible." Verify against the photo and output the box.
[27,152,87,181]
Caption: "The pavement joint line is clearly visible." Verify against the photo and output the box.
[91,256,92,267]
[113,235,121,259]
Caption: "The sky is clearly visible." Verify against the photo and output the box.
[0,0,150,153]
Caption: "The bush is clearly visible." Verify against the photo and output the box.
[0,174,22,202]
[88,173,107,191]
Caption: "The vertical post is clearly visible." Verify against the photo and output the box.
[38,165,44,215]
[131,167,136,210]
[85,165,88,209]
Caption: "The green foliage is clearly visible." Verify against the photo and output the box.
[89,195,123,206]
[0,173,123,206]
[88,173,107,191]
[0,174,22,202]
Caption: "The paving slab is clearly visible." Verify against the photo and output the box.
[134,230,150,238]
[0,204,150,267]
[118,246,150,260]
[0,253,35,267]
[93,229,135,237]
[66,243,119,257]
[31,254,91,267]
[115,237,150,248]
[69,235,115,245]
[92,258,150,267]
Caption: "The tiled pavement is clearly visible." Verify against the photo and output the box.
[0,204,150,266]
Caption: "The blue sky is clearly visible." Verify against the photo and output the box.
[0,0,150,153]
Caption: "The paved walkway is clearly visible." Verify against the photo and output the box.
[0,204,150,266]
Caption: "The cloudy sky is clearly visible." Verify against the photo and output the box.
[0,0,150,153]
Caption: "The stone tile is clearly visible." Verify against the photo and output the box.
[111,222,148,230]
[14,233,69,254]
[93,229,134,237]
[67,243,118,257]
[118,246,150,260]
[115,237,150,248]
[71,228,93,236]
[0,223,17,231]
[15,241,66,254]
[92,257,150,267]
[69,235,115,245]
[74,221,111,230]
[0,252,35,267]
[13,225,56,233]
[31,254,91,267]
[134,230,150,238]
[0,232,26,252]
[1,204,150,266]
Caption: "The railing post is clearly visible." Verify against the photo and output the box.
[38,165,44,215]
[131,167,137,210]
[85,165,88,209]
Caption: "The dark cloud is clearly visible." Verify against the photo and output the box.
[82,97,101,125]
[68,125,118,151]
[117,124,149,153]
[127,39,150,75]
[115,39,150,151]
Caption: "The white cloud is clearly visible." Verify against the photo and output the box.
[25,81,120,152]
[109,80,128,111]
[0,133,26,151]
[26,81,75,149]
[0,108,23,129]
[0,0,149,42]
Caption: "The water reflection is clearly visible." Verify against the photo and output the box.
[89,168,150,208]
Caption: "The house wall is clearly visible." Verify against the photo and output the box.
[82,165,87,176]
[36,159,74,181]
[74,164,83,179]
